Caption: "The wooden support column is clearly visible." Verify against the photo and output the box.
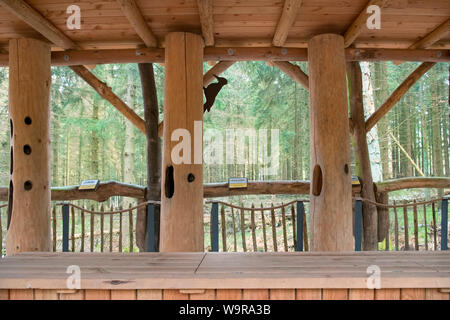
[160,33,204,252]
[308,34,353,252]
[347,61,378,251]
[6,38,51,255]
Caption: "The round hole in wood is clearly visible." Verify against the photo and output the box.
[24,116,32,125]
[312,164,323,196]
[344,164,349,174]
[24,180,33,191]
[23,144,32,155]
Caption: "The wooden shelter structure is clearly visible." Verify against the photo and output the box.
[0,0,449,300]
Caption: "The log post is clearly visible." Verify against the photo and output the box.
[347,61,378,251]
[160,33,204,252]
[308,34,353,251]
[6,38,51,255]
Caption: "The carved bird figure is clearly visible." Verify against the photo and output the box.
[203,75,228,112]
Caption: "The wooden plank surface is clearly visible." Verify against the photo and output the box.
[0,252,449,290]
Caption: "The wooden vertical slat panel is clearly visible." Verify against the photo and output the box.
[243,289,269,300]
[281,205,288,251]
[349,289,374,300]
[190,290,216,300]
[303,207,309,251]
[270,204,278,252]
[9,289,33,300]
[0,289,9,300]
[119,208,123,252]
[261,204,268,252]
[85,290,111,300]
[270,289,295,300]
[163,289,189,300]
[100,205,104,252]
[322,289,348,300]
[394,201,399,251]
[413,200,419,250]
[221,205,227,251]
[296,289,322,300]
[209,204,214,251]
[129,203,134,252]
[80,208,85,252]
[216,289,242,300]
[231,208,237,252]
[240,208,247,252]
[59,290,85,300]
[291,204,296,249]
[0,207,2,253]
[52,206,56,252]
[403,204,410,250]
[90,205,95,252]
[425,289,450,300]
[71,206,75,252]
[110,290,137,300]
[423,204,428,250]
[432,202,437,250]
[375,289,400,300]
[250,204,257,251]
[137,289,162,300]
[109,205,113,252]
[401,288,426,300]
[34,289,58,300]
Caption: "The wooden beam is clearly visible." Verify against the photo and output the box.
[70,65,146,134]
[0,0,79,50]
[365,62,436,132]
[116,0,158,48]
[409,19,450,50]
[272,0,302,47]
[271,61,309,90]
[196,0,214,46]
[343,0,388,48]
[0,48,448,67]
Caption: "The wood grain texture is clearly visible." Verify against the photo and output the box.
[270,289,295,300]
[163,289,189,300]
[9,289,33,300]
[137,289,162,300]
[374,289,401,300]
[189,289,216,300]
[401,288,426,300]
[196,0,214,46]
[272,61,309,90]
[349,289,375,300]
[216,289,242,300]
[85,290,111,300]
[272,0,303,46]
[110,290,137,300]
[0,289,9,300]
[296,289,322,300]
[243,289,269,300]
[322,289,348,300]
[59,290,85,300]
[425,289,450,300]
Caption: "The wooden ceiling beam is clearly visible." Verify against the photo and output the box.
[271,61,309,90]
[343,0,388,48]
[272,0,303,47]
[365,62,436,132]
[116,0,158,48]
[70,65,146,134]
[196,0,214,46]
[409,18,450,50]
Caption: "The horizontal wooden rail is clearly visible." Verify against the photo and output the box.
[0,48,448,67]
[0,177,448,201]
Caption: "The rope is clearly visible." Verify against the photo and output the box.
[55,200,160,215]
[205,199,309,211]
[356,196,444,209]
[0,203,8,209]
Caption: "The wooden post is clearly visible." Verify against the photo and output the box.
[347,61,378,251]
[6,38,51,255]
[160,33,204,252]
[308,34,353,251]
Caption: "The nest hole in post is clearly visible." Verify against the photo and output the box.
[312,164,323,196]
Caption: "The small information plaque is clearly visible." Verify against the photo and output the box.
[228,177,248,189]
[78,179,100,191]
[351,176,361,185]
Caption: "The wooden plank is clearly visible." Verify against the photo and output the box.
[270,289,295,300]
[52,206,56,252]
[100,205,104,252]
[401,288,426,300]
[216,289,242,300]
[432,202,437,250]
[281,205,288,251]
[344,0,388,47]
[423,204,428,251]
[270,205,278,251]
[303,209,309,251]
[348,289,375,300]
[374,289,400,300]
[322,289,348,300]
[110,290,137,300]
[119,210,123,252]
[85,290,111,300]
[116,0,158,48]
[403,205,410,251]
[290,204,296,250]
[231,208,237,252]
[197,0,214,46]
[272,61,309,90]
[221,205,227,251]
[413,201,419,250]
[296,289,321,300]
[261,205,268,252]
[250,204,257,251]
[71,206,75,251]
[137,289,162,300]
[240,208,247,252]
[272,0,303,47]
[129,204,133,252]
[189,289,216,300]
[80,208,85,252]
[163,289,189,300]
[243,289,269,300]
[109,207,113,252]
[409,19,450,50]
[394,201,399,251]
[9,289,33,300]
[59,290,85,300]
[34,289,58,300]
[365,62,436,132]
[0,289,9,300]
[90,206,95,252]
[425,289,450,300]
